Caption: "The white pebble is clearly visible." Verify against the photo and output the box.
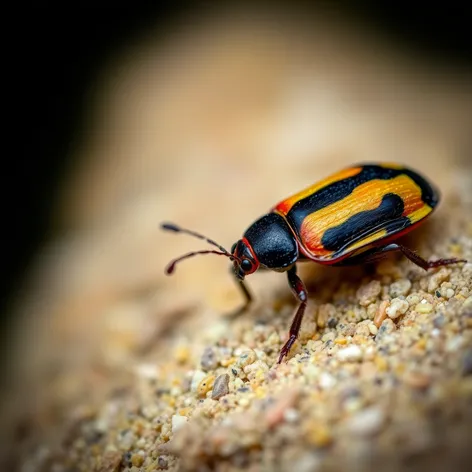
[135,363,159,379]
[386,298,409,319]
[319,372,336,389]
[346,407,385,436]
[446,335,464,352]
[171,415,188,433]
[368,323,378,335]
[445,288,455,299]
[283,408,300,423]
[390,279,411,297]
[406,294,420,306]
[190,370,207,392]
[337,345,362,362]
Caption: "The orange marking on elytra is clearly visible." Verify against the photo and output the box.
[298,175,432,260]
[274,166,363,215]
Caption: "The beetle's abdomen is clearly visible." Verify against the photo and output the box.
[244,213,298,269]
[274,164,439,262]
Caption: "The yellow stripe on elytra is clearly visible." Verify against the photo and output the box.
[343,229,388,253]
[407,204,432,225]
[300,174,428,257]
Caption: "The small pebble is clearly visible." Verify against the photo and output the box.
[337,345,362,362]
[345,407,385,436]
[322,332,336,343]
[376,318,396,339]
[157,456,168,469]
[445,288,455,299]
[190,370,207,392]
[355,323,370,337]
[171,415,188,433]
[390,279,411,297]
[368,323,378,335]
[406,294,421,306]
[415,301,433,314]
[427,267,450,292]
[236,350,257,368]
[197,374,215,397]
[131,454,144,467]
[238,397,250,407]
[283,408,300,423]
[201,347,219,371]
[386,298,409,319]
[319,372,336,390]
[374,300,389,328]
[328,318,338,329]
[211,374,230,400]
[357,280,381,306]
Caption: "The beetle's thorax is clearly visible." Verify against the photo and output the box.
[243,213,298,271]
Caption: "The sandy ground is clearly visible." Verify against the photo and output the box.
[2,7,472,472]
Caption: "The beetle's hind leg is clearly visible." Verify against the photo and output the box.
[335,243,467,269]
[392,243,467,270]
[278,265,308,364]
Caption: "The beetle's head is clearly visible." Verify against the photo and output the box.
[231,238,259,280]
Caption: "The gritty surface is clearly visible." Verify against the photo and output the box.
[2,7,472,472]
[6,219,472,472]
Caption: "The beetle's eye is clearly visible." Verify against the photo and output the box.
[231,243,237,254]
[241,259,252,271]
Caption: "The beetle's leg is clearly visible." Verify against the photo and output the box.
[334,243,467,269]
[225,268,253,319]
[278,265,308,364]
[392,243,467,270]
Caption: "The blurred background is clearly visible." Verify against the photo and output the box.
[3,1,472,464]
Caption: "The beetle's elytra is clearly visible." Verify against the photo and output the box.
[162,163,467,363]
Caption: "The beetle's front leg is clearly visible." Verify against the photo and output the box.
[225,267,253,319]
[278,265,308,363]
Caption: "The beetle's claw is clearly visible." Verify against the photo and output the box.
[277,335,297,364]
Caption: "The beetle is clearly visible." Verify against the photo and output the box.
[161,163,467,363]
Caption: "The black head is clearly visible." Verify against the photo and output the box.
[231,239,260,280]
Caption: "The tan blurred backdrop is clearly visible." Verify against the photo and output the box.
[6,4,472,429]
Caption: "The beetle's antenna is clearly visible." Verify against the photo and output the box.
[161,222,241,274]
[161,222,230,254]
[164,250,235,275]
